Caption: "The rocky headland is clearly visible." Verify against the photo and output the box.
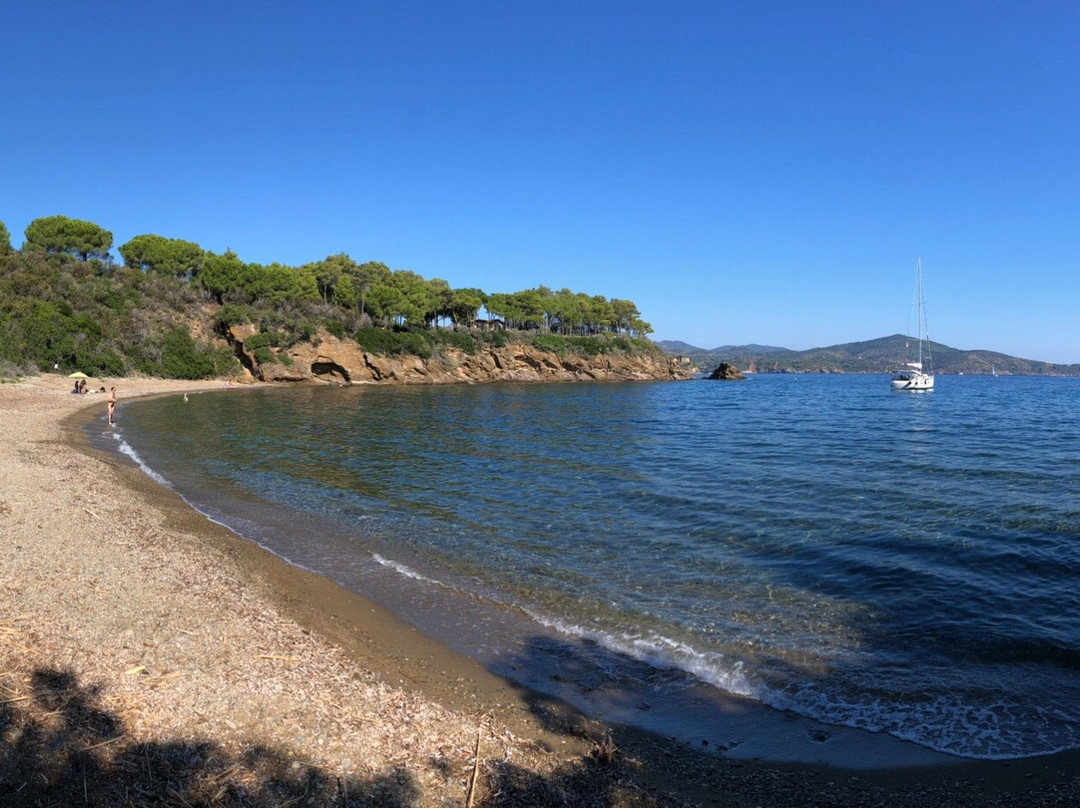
[228,325,694,385]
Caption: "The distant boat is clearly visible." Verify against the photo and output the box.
[891,258,935,392]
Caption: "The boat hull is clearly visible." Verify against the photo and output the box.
[890,372,935,391]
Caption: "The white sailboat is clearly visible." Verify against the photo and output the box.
[890,258,935,392]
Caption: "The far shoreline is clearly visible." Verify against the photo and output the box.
[7,372,1078,805]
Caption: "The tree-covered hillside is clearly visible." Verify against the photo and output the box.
[659,337,1080,377]
[0,215,658,379]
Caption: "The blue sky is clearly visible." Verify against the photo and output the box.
[3,1,1078,363]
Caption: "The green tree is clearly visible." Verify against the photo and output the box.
[341,260,391,317]
[448,287,486,325]
[484,292,513,326]
[303,252,360,303]
[368,283,406,326]
[240,262,319,304]
[0,219,10,252]
[509,289,546,330]
[350,260,392,288]
[582,294,614,335]
[24,215,113,261]
[388,270,436,327]
[611,298,640,334]
[119,234,204,278]
[333,273,359,311]
[198,250,246,302]
[547,289,578,334]
[425,277,454,327]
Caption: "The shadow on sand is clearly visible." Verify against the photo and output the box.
[1,666,670,807]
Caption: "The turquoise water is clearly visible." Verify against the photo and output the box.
[106,375,1080,759]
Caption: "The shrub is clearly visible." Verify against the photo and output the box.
[97,286,137,313]
[11,301,77,369]
[252,346,276,365]
[435,330,477,355]
[88,348,127,377]
[158,326,220,379]
[215,304,251,331]
[477,329,511,349]
[352,327,392,354]
[242,332,280,365]
[243,331,282,350]
[353,327,433,358]
[254,313,316,348]
[292,321,317,345]
[531,334,565,357]
[402,331,434,358]
[567,336,606,356]
[0,357,32,378]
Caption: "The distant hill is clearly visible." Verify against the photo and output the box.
[658,336,1080,377]
[657,340,788,356]
[654,340,705,356]
[710,343,788,355]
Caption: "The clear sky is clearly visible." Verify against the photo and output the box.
[3,1,1078,363]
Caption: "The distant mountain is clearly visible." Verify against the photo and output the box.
[658,336,1080,377]
[654,340,705,356]
[657,340,789,357]
[709,343,788,355]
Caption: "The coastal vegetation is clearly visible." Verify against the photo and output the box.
[0,215,659,380]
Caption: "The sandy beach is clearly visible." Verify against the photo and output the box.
[3,374,1080,806]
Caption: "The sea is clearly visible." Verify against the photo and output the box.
[94,374,1080,763]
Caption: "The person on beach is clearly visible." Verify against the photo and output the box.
[107,386,117,425]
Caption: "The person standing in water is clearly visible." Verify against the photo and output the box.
[107,386,117,425]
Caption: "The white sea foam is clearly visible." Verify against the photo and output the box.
[519,607,1080,759]
[372,553,441,585]
[739,677,1080,760]
[112,431,171,487]
[521,608,759,699]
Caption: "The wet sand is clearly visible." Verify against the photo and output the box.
[4,373,1080,806]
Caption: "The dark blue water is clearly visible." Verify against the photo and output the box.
[106,375,1080,760]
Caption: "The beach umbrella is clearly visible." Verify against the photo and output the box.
[68,371,89,378]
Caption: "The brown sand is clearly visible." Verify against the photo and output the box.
[3,374,1080,806]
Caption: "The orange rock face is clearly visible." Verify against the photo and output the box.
[229,327,692,386]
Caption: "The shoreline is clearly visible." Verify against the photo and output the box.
[4,374,1080,805]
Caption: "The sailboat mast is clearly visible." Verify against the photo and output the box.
[891,257,935,390]
[915,256,932,373]
[916,257,924,368]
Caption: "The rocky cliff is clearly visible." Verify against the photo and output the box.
[228,326,692,385]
